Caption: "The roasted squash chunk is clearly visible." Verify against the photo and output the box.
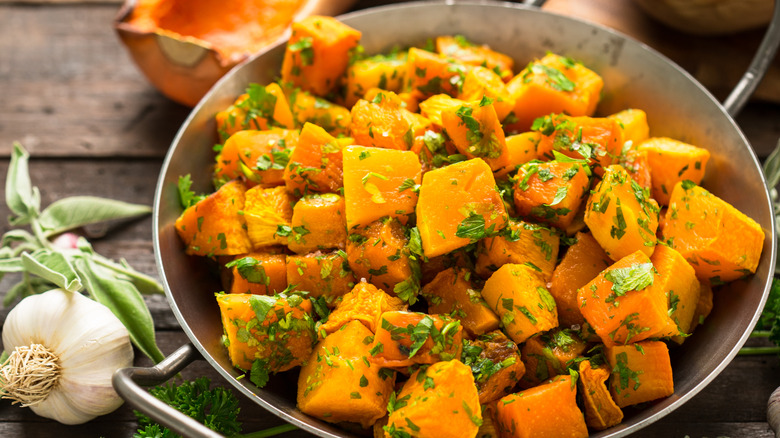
[319,280,406,335]
[287,193,347,254]
[606,340,674,408]
[422,267,500,337]
[286,250,355,304]
[369,311,463,369]
[461,330,525,404]
[243,185,294,248]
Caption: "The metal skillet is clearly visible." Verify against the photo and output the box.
[115,1,780,437]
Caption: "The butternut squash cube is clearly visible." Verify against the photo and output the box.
[534,114,624,174]
[495,375,588,438]
[504,53,603,133]
[578,360,623,431]
[283,122,344,196]
[405,47,467,100]
[461,330,525,404]
[175,179,252,257]
[518,329,587,388]
[458,65,516,121]
[284,85,352,136]
[608,108,649,147]
[418,93,466,127]
[475,220,560,282]
[690,281,714,332]
[422,267,500,337]
[350,92,421,151]
[319,280,406,335]
[549,231,611,328]
[584,164,660,262]
[226,251,287,295]
[436,35,514,81]
[577,250,677,347]
[281,15,361,97]
[638,137,710,205]
[286,251,355,304]
[347,218,416,297]
[214,128,298,188]
[494,131,540,178]
[215,83,295,141]
[416,158,508,258]
[650,244,701,343]
[606,340,674,408]
[297,320,395,428]
[344,50,407,107]
[342,145,421,228]
[441,99,510,171]
[287,193,347,254]
[385,360,482,438]
[513,158,591,229]
[481,264,558,344]
[661,181,764,284]
[243,185,294,248]
[369,311,463,368]
[216,293,315,372]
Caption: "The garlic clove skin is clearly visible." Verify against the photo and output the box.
[1,289,134,425]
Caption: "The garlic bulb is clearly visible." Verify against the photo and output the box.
[1,288,134,424]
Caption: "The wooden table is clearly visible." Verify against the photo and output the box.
[1,0,780,437]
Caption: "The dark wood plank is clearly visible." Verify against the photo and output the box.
[0,4,189,159]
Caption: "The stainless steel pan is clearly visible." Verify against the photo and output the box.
[115,1,780,437]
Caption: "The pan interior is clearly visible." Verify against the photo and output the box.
[153,2,775,437]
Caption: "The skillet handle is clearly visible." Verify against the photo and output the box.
[112,343,224,438]
[723,0,780,117]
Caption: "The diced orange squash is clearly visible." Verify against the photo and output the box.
[481,264,558,344]
[350,92,421,151]
[287,193,347,254]
[578,360,623,431]
[175,179,252,256]
[584,164,660,261]
[475,220,560,282]
[416,158,508,258]
[283,122,344,196]
[518,329,587,388]
[215,83,295,141]
[513,159,591,229]
[606,340,674,408]
[577,250,678,346]
[347,218,416,296]
[342,145,421,228]
[422,267,500,337]
[297,320,395,428]
[608,108,649,147]
[418,93,467,127]
[690,281,714,332]
[385,360,481,438]
[243,185,295,248]
[495,132,540,178]
[281,15,361,97]
[420,249,472,285]
[650,244,701,343]
[534,114,624,174]
[549,231,611,328]
[504,53,603,133]
[344,50,407,107]
[617,146,652,190]
[436,35,514,81]
[216,293,315,372]
[458,66,515,120]
[214,128,298,188]
[227,251,287,295]
[284,85,352,136]
[319,280,406,335]
[369,311,463,368]
[441,99,510,171]
[405,47,468,100]
[286,251,355,303]
[461,330,525,404]
[638,137,711,205]
[495,375,588,438]
[661,181,764,284]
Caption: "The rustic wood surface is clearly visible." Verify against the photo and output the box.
[1,0,780,437]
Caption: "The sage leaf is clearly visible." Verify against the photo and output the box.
[93,254,164,295]
[38,196,152,236]
[76,257,165,363]
[6,143,40,225]
[20,249,82,292]
[1,229,37,247]
[0,257,24,273]
[3,276,54,307]
[763,139,780,189]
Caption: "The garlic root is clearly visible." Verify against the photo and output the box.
[1,344,61,407]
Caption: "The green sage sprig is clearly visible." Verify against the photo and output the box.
[0,142,165,363]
